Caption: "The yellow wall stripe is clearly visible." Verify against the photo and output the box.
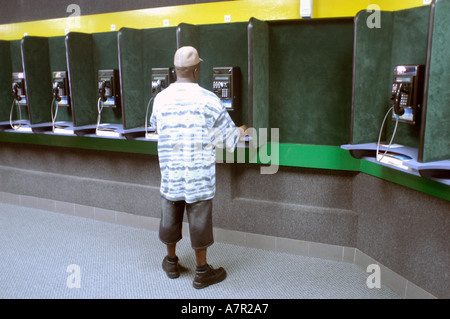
[0,0,425,40]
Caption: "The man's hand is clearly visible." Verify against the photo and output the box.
[237,125,248,137]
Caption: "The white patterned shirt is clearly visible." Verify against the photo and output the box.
[150,82,240,203]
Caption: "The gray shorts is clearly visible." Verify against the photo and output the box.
[159,196,214,250]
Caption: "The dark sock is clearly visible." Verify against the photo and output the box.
[196,264,208,272]
[167,256,178,263]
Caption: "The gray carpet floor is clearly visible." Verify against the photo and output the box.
[0,202,401,299]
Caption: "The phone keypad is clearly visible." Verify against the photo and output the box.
[400,93,408,106]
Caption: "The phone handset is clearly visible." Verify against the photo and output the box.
[152,79,162,96]
[96,80,108,131]
[52,81,62,102]
[98,80,108,102]
[10,80,24,130]
[12,81,22,101]
[390,82,405,116]
[51,80,63,128]
[151,67,176,97]
[145,68,176,138]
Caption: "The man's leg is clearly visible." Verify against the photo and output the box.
[187,199,227,289]
[167,243,177,259]
[195,248,207,266]
[160,197,187,279]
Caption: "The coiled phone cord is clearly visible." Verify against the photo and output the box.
[376,106,400,162]
[50,97,58,130]
[144,96,154,136]
[96,97,103,132]
[9,99,22,130]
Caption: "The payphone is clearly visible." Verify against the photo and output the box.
[98,69,120,108]
[212,66,241,124]
[213,66,240,110]
[376,64,425,163]
[143,68,177,138]
[390,65,425,125]
[10,72,27,130]
[52,71,70,107]
[151,67,176,97]
[96,69,121,134]
[12,72,27,106]
[51,71,72,133]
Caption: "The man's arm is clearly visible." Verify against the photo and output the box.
[212,108,247,153]
[149,96,159,133]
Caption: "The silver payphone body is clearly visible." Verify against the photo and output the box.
[390,64,425,125]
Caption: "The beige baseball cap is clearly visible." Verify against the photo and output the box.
[174,46,203,68]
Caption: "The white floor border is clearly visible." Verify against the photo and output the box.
[0,191,437,299]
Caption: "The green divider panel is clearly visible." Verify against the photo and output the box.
[352,11,394,144]
[118,26,178,129]
[390,7,430,68]
[248,18,270,131]
[66,31,122,127]
[10,40,23,72]
[385,5,430,148]
[178,22,248,126]
[176,23,200,50]
[0,40,12,122]
[352,6,430,149]
[48,36,72,123]
[67,27,178,130]
[21,36,53,124]
[421,0,450,162]
[9,39,29,123]
[66,32,97,127]
[48,36,67,71]
[118,28,144,129]
[199,22,248,126]
[92,31,122,125]
[142,27,178,124]
[268,19,354,146]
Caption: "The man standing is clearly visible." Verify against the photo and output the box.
[150,46,247,289]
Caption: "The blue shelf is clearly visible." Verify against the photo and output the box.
[341,143,450,186]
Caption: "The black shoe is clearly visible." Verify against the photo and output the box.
[162,256,187,279]
[193,264,227,289]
